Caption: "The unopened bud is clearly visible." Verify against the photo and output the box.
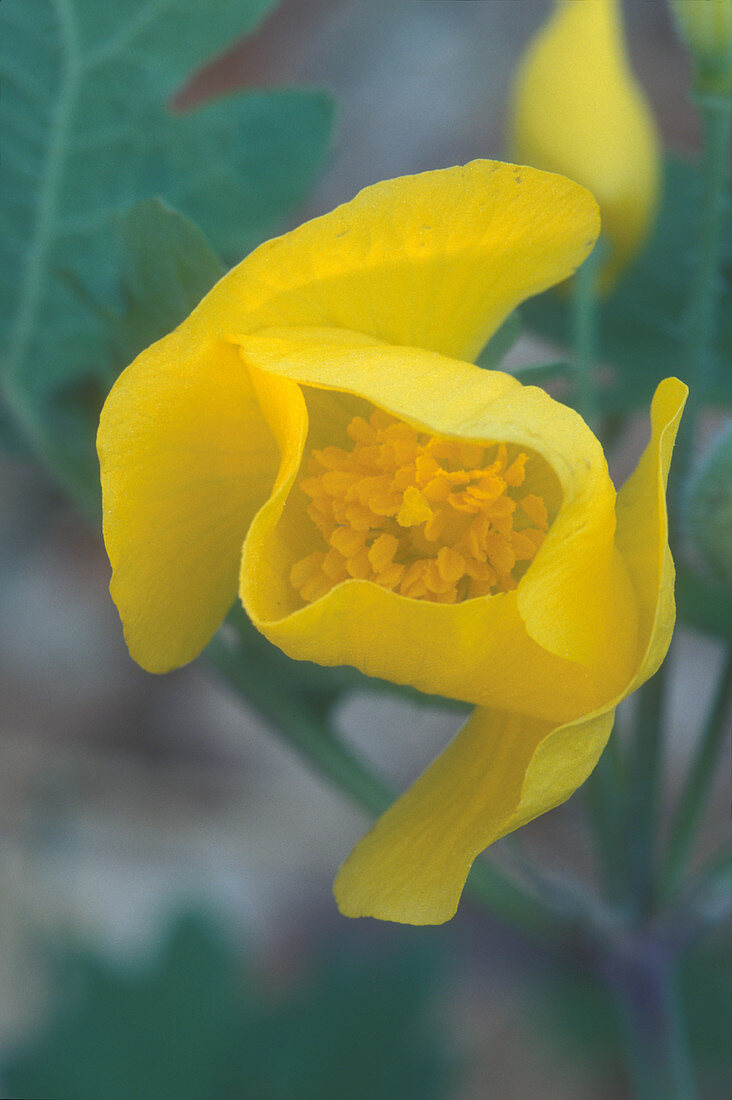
[510,0,661,290]
[670,0,732,97]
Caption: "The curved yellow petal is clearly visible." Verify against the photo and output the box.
[335,378,686,925]
[615,376,688,690]
[164,161,598,365]
[334,703,614,924]
[238,331,637,692]
[100,160,598,672]
[510,0,660,286]
[98,335,278,672]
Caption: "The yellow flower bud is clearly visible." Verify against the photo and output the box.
[670,0,732,96]
[510,0,661,288]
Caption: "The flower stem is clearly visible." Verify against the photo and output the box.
[605,939,697,1100]
[204,621,564,943]
[572,239,631,898]
[584,728,628,903]
[570,239,603,432]
[660,648,732,898]
[685,94,731,402]
[205,626,394,817]
[672,91,732,486]
[626,663,668,919]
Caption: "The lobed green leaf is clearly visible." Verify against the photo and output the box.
[0,0,334,509]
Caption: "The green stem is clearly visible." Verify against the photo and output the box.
[685,94,732,402]
[626,663,668,919]
[205,628,393,818]
[606,940,697,1100]
[584,730,628,903]
[661,649,732,898]
[570,240,603,432]
[672,92,732,489]
[205,624,566,944]
[572,240,631,899]
[677,844,732,947]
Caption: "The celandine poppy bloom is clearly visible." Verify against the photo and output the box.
[98,161,686,924]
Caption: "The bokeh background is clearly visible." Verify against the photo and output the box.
[1,2,729,1097]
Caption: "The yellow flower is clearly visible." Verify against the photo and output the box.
[510,0,661,287]
[98,161,687,925]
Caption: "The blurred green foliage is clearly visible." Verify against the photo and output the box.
[0,0,334,509]
[476,309,523,369]
[675,560,732,642]
[522,158,732,416]
[527,936,732,1095]
[3,913,452,1100]
[524,158,732,641]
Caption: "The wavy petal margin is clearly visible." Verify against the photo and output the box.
[334,704,613,925]
[167,160,599,363]
[333,378,686,924]
[100,161,599,671]
[237,331,634,696]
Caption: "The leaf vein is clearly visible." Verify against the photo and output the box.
[82,0,173,72]
[5,0,81,383]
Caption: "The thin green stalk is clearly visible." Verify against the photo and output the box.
[205,628,393,818]
[685,843,732,903]
[684,94,731,404]
[606,941,697,1100]
[672,91,732,489]
[626,662,668,919]
[572,239,629,897]
[584,731,628,903]
[678,844,732,947]
[661,649,732,898]
[570,241,603,432]
[205,625,567,944]
[466,856,567,943]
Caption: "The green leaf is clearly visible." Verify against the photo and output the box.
[3,914,245,1100]
[5,912,452,1100]
[522,158,732,415]
[0,0,334,511]
[235,939,452,1100]
[113,198,226,362]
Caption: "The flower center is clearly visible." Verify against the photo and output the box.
[290,409,551,604]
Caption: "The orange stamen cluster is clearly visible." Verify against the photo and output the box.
[290,410,550,604]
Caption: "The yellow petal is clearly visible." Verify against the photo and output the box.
[237,330,637,688]
[510,0,660,286]
[334,704,614,924]
[97,335,278,672]
[335,378,686,925]
[615,376,688,691]
[167,161,598,366]
[101,160,598,672]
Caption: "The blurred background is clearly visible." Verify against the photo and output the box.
[1,2,729,1097]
